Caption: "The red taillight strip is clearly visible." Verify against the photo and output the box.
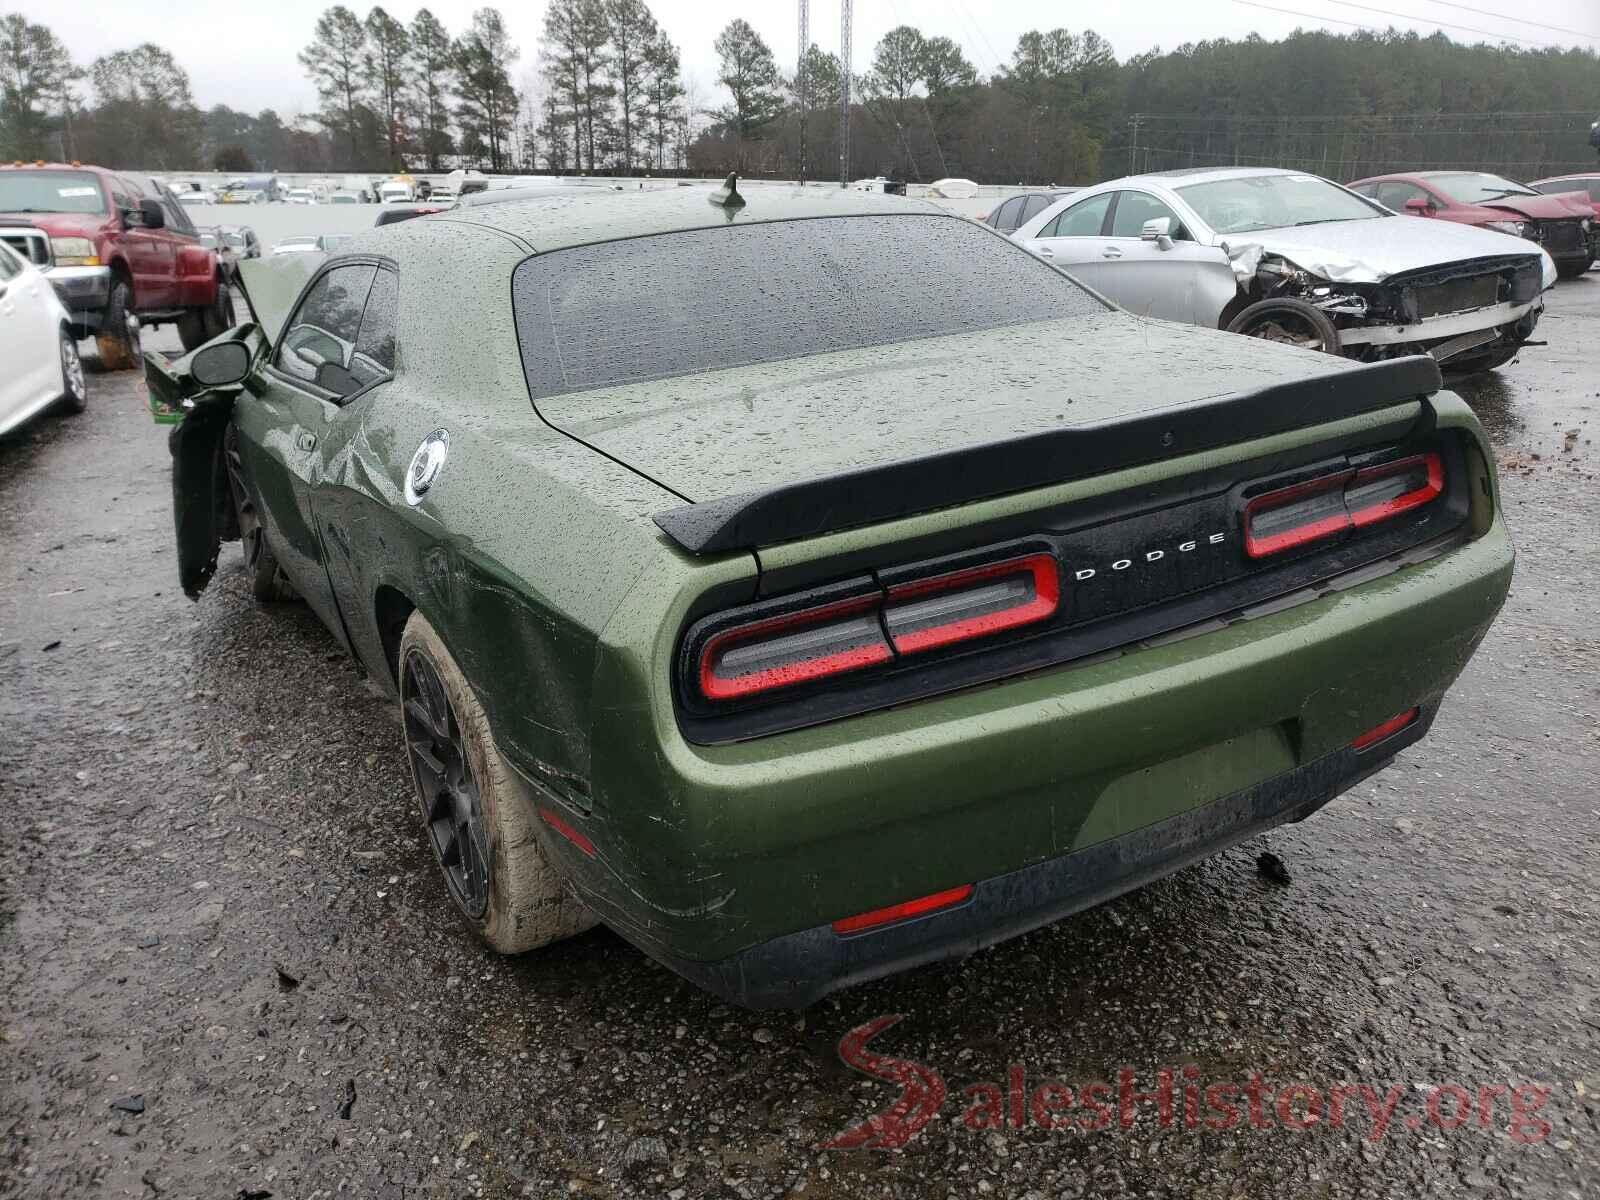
[539,807,596,857]
[831,883,974,935]
[1243,452,1445,559]
[1350,707,1419,751]
[1348,453,1444,528]
[1242,471,1354,559]
[698,595,891,701]
[885,552,1060,654]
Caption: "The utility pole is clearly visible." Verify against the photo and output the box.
[839,0,852,186]
[797,0,809,183]
[1128,113,1141,175]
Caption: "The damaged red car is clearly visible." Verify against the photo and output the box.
[1349,171,1594,280]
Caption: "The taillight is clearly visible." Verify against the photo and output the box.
[1351,706,1419,751]
[883,553,1059,654]
[1345,454,1444,528]
[698,595,892,701]
[832,883,974,935]
[693,551,1063,704]
[1244,452,1443,559]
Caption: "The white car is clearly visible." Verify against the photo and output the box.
[285,188,319,206]
[1013,166,1557,375]
[271,236,324,256]
[177,190,216,206]
[0,239,86,435]
[927,177,980,199]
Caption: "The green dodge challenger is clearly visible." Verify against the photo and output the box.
[151,184,1514,1008]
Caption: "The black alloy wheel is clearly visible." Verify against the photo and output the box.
[402,649,490,918]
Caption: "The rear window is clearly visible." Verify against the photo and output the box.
[512,214,1100,398]
[0,170,107,215]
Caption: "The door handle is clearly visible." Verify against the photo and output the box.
[296,432,318,451]
[1035,246,1054,258]
[1102,247,1124,259]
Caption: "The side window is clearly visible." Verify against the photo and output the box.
[990,197,1024,232]
[1108,190,1190,240]
[352,268,398,384]
[275,264,378,398]
[1349,182,1378,199]
[159,186,194,235]
[1377,182,1428,211]
[1039,192,1113,238]
[1018,195,1051,227]
[0,242,21,282]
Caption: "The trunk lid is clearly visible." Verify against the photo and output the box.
[537,312,1382,504]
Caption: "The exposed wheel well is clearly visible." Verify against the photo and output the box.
[374,585,416,685]
[1217,289,1255,330]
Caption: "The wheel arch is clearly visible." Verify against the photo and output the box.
[374,584,417,686]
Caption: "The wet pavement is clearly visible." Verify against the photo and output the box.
[2,283,1597,1200]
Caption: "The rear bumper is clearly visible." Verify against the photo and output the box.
[548,503,1511,989]
[46,265,111,330]
[646,711,1430,1008]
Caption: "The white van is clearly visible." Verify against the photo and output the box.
[378,178,416,203]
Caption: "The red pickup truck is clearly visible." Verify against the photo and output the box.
[0,162,234,369]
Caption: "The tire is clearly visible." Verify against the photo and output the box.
[178,277,235,351]
[398,610,596,954]
[221,423,296,602]
[1226,297,1342,354]
[53,327,87,415]
[93,279,140,371]
[202,277,236,340]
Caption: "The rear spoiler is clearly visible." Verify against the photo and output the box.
[653,355,1442,556]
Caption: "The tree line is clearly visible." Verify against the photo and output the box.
[3,7,1598,184]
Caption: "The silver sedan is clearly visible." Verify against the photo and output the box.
[1011,166,1557,373]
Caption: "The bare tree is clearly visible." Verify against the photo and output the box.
[0,14,77,159]
[299,6,368,166]
[453,7,519,171]
[364,7,409,168]
[605,0,658,171]
[409,9,455,171]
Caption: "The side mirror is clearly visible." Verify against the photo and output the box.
[138,197,166,229]
[1403,197,1432,215]
[190,341,251,387]
[1141,216,1175,250]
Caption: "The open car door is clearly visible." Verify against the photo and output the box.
[150,253,324,597]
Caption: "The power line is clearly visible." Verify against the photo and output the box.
[1321,0,1544,44]
[1133,108,1596,123]
[1129,141,1594,169]
[1230,0,1384,33]
[1414,0,1600,41]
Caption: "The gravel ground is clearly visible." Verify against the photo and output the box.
[2,283,1597,1200]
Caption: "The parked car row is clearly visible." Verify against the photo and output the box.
[1005,166,1584,376]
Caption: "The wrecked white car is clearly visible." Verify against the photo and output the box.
[1013,166,1555,375]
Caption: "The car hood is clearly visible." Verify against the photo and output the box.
[1219,216,1541,285]
[536,312,1382,503]
[237,254,322,342]
[1472,193,1593,221]
[0,211,110,239]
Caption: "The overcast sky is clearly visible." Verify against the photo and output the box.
[14,0,1600,118]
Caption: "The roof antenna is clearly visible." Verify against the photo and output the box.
[708,172,746,209]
